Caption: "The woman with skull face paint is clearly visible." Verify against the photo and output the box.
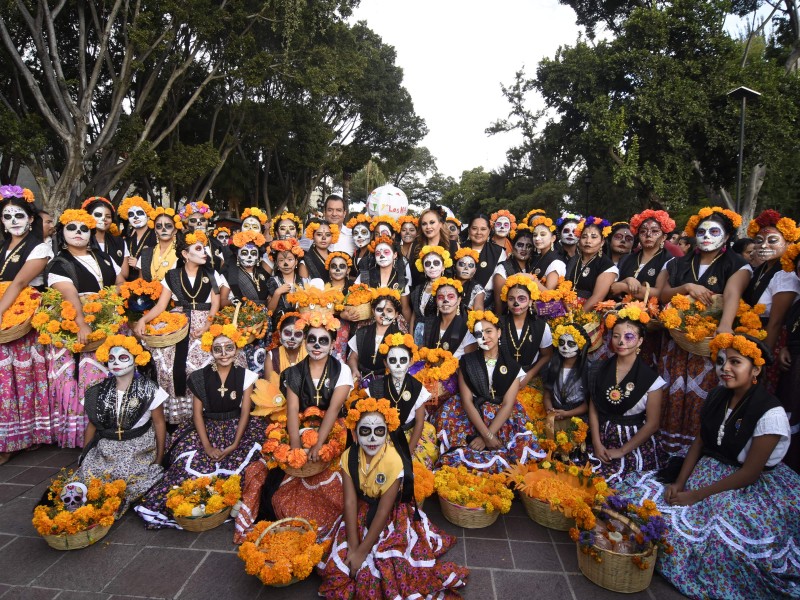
[266,238,308,329]
[299,219,339,283]
[345,214,374,283]
[270,211,303,243]
[136,328,264,529]
[119,196,156,281]
[82,197,126,270]
[490,209,516,256]
[323,252,355,362]
[417,278,478,361]
[212,226,231,246]
[347,288,403,387]
[138,208,181,282]
[409,206,459,288]
[492,227,534,314]
[542,324,590,421]
[555,213,582,261]
[410,245,452,338]
[134,231,222,424]
[497,275,553,388]
[436,311,542,474]
[0,187,53,463]
[47,209,125,447]
[565,217,618,312]
[588,313,666,485]
[465,214,507,307]
[263,313,308,384]
[526,215,566,294]
[354,236,413,326]
[613,210,676,302]
[453,247,486,314]
[605,222,634,266]
[78,335,166,513]
[319,400,468,598]
[657,207,751,456]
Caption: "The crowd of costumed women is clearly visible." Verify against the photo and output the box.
[1,180,798,599]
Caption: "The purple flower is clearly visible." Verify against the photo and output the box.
[606,495,629,512]
[640,516,668,543]
[578,531,594,546]
[0,185,24,199]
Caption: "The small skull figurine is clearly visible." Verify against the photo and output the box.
[60,482,88,512]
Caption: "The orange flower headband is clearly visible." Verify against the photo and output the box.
[467,310,499,332]
[118,196,154,221]
[305,221,341,244]
[524,208,547,225]
[575,216,612,238]
[371,287,401,303]
[241,207,269,225]
[491,209,517,229]
[684,206,742,237]
[232,230,266,248]
[325,251,353,269]
[95,334,151,366]
[180,201,214,220]
[0,185,35,203]
[397,215,418,228]
[605,302,651,329]
[370,215,400,233]
[710,333,765,367]
[185,231,208,246]
[528,215,556,232]
[345,397,401,432]
[454,247,480,262]
[276,311,303,332]
[431,277,463,296]
[368,235,396,254]
[346,213,372,229]
[149,207,183,230]
[201,323,247,353]
[270,238,304,257]
[553,324,587,350]
[500,273,541,302]
[213,226,231,237]
[782,243,800,273]
[415,245,453,271]
[296,308,341,332]
[629,209,675,235]
[377,332,419,360]
[59,209,96,229]
[746,210,800,243]
[271,212,303,237]
[81,196,114,213]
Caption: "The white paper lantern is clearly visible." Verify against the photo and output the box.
[367,184,408,218]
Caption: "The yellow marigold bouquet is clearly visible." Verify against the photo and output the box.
[733,300,767,339]
[119,278,163,320]
[517,386,546,421]
[32,472,126,537]
[32,287,126,352]
[238,518,332,586]
[412,347,459,391]
[214,298,270,340]
[144,311,188,336]
[165,475,241,518]
[528,416,589,461]
[0,282,41,330]
[344,283,373,306]
[261,407,346,470]
[658,294,723,342]
[413,462,435,504]
[288,286,345,310]
[434,465,513,514]
[550,308,600,331]
[538,277,578,305]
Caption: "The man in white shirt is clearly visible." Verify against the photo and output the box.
[324,194,355,255]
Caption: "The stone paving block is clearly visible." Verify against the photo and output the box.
[0,495,40,536]
[1,586,60,599]
[648,574,689,599]
[104,547,206,598]
[464,538,513,569]
[0,465,29,483]
[547,527,573,544]
[104,514,199,548]
[0,537,64,585]
[6,466,60,486]
[503,516,551,542]
[460,515,507,540]
[37,452,81,469]
[177,550,262,599]
[494,571,572,598]
[34,542,141,592]
[568,573,652,599]
[460,567,494,600]
[509,540,562,572]
[0,532,17,550]
[555,542,580,573]
[0,584,10,596]
[6,449,58,467]
[190,522,238,552]
[0,483,29,505]
[56,591,113,600]
[255,573,321,599]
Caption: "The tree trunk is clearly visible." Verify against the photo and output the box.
[737,163,766,237]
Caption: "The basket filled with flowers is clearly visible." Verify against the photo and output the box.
[413,462,435,508]
[288,286,345,315]
[0,283,41,342]
[551,310,603,352]
[215,298,270,344]
[261,407,347,478]
[239,517,332,587]
[119,278,163,323]
[32,472,127,550]
[342,283,373,321]
[536,277,578,319]
[529,416,589,463]
[571,495,672,593]
[409,347,459,410]
[434,465,514,528]
[166,474,242,532]
[141,311,189,348]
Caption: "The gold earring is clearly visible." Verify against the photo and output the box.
[752,376,758,385]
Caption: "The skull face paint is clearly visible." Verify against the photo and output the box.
[353,224,371,249]
[211,335,237,368]
[455,257,476,280]
[60,482,88,512]
[435,285,459,315]
[276,219,297,240]
[237,245,260,268]
[128,207,149,229]
[558,333,579,359]
[91,207,112,232]
[184,242,207,265]
[306,326,332,360]
[215,232,230,245]
[374,242,394,268]
[422,253,444,280]
[386,346,411,380]
[373,299,397,326]
[754,227,787,262]
[357,412,388,457]
[1,205,31,237]
[506,287,530,316]
[64,221,91,248]
[560,222,578,246]
[715,348,727,382]
[532,225,554,252]
[513,237,534,261]
[695,219,726,252]
[241,216,262,233]
[493,216,512,238]
[280,323,304,350]
[108,346,135,378]
[186,215,208,232]
[154,216,175,241]
[473,321,489,350]
[328,258,349,282]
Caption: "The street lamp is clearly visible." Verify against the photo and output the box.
[584,173,592,215]
[727,86,761,214]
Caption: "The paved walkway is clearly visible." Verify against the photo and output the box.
[0,446,687,599]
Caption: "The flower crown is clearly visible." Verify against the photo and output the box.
[604,301,651,329]
[180,201,214,220]
[378,332,418,357]
[553,324,588,350]
[270,238,304,257]
[684,207,742,237]
[397,215,418,228]
[305,221,341,244]
[241,207,268,225]
[782,243,800,272]
[296,308,341,332]
[710,333,765,367]
[184,231,208,246]
[747,209,800,243]
[276,311,303,332]
[467,310,499,332]
[149,206,183,230]
[59,209,96,229]
[345,213,372,230]
[527,215,556,233]
[490,210,517,229]
[500,273,541,302]
[525,208,547,225]
[447,215,461,227]
[454,247,480,262]
[575,216,612,238]
[432,277,463,296]
[371,287,402,303]
[118,196,154,221]
[271,212,303,238]
[370,215,400,233]
[415,245,453,271]
[95,334,151,366]
[232,230,266,249]
[368,235,395,254]
[201,323,247,353]
[629,209,675,235]
[345,397,401,432]
[213,226,231,237]
[0,185,35,203]
[81,196,114,214]
[325,251,353,269]
[556,212,582,227]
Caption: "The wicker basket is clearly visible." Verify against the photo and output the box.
[41,522,112,550]
[142,321,190,348]
[439,496,499,529]
[669,329,711,357]
[582,320,604,352]
[520,494,575,531]
[345,302,372,321]
[80,337,106,353]
[0,318,33,343]
[254,517,315,587]
[576,509,657,593]
[282,459,330,479]
[174,506,232,532]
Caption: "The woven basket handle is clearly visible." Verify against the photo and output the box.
[643,281,650,304]
[232,300,242,328]
[254,516,314,547]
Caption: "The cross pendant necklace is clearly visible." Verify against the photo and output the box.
[218,382,228,396]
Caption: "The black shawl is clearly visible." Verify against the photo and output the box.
[188,365,246,419]
[284,356,343,411]
[125,229,156,281]
[461,349,519,409]
[472,242,505,288]
[566,253,615,299]
[354,322,401,376]
[48,250,117,293]
[666,250,747,294]
[498,314,547,370]
[369,374,425,431]
[225,265,270,305]
[303,247,330,283]
[743,261,782,307]
[617,248,673,289]
[529,249,561,281]
[0,233,44,284]
[590,356,659,425]
[423,313,468,354]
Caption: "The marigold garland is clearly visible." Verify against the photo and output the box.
[148,206,183,230]
[539,277,578,304]
[370,215,400,233]
[59,209,96,229]
[782,243,800,273]
[377,332,418,361]
[261,408,347,469]
[119,278,163,303]
[271,212,303,238]
[605,301,652,329]
[629,209,675,235]
[528,215,556,232]
[575,216,612,238]
[525,208,547,225]
[684,206,742,237]
[270,237,304,257]
[490,209,517,231]
[345,397,401,432]
[166,475,241,518]
[304,221,340,244]
[553,324,587,351]
[95,334,151,366]
[747,209,800,243]
[447,215,462,227]
[556,212,582,227]
[454,247,479,262]
[212,226,230,237]
[367,235,396,254]
[184,231,208,246]
[415,245,453,271]
[118,196,154,221]
[709,332,765,367]
[434,465,513,513]
[413,462,435,503]
[371,286,401,303]
[431,277,463,297]
[413,347,459,391]
[180,201,214,221]
[241,206,269,225]
[325,251,353,269]
[345,213,372,230]
[200,323,248,352]
[397,215,418,228]
[500,273,541,302]
[466,310,499,332]
[144,311,188,337]
[0,283,40,330]
[231,230,267,249]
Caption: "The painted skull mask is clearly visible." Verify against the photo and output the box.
[386,346,411,380]
[558,333,579,359]
[357,412,388,457]
[237,245,260,268]
[353,224,371,249]
[60,482,88,512]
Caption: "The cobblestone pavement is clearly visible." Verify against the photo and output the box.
[0,446,688,599]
